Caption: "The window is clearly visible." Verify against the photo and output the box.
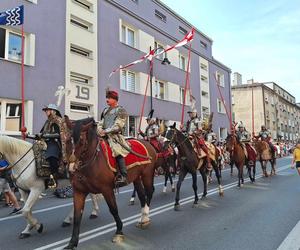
[0,100,22,133]
[201,75,208,82]
[70,72,91,85]
[217,99,225,114]
[202,106,209,118]
[70,102,91,113]
[121,25,135,47]
[153,80,165,100]
[0,28,35,65]
[70,44,92,58]
[8,33,22,61]
[200,63,208,71]
[216,71,225,87]
[121,70,136,92]
[70,15,92,31]
[154,41,165,60]
[125,116,137,137]
[219,127,227,140]
[200,41,207,49]
[155,9,167,22]
[73,0,93,10]
[179,54,186,70]
[179,26,187,35]
[201,91,208,98]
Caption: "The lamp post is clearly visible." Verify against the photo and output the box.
[149,46,171,113]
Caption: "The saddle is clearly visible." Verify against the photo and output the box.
[100,139,151,172]
[33,141,64,178]
[190,135,216,161]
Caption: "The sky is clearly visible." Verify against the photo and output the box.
[161,0,300,101]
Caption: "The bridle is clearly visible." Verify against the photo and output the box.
[165,127,189,150]
[226,134,237,157]
[67,124,101,172]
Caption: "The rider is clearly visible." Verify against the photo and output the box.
[236,122,252,160]
[97,89,129,185]
[256,125,277,157]
[181,108,212,170]
[40,104,62,188]
[140,116,161,150]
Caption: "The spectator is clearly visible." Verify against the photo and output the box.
[291,143,300,175]
[0,157,22,215]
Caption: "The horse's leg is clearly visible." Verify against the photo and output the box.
[101,188,124,243]
[89,193,100,219]
[129,186,136,205]
[135,178,151,228]
[260,160,268,177]
[253,162,256,182]
[191,172,199,207]
[237,165,241,188]
[200,166,208,199]
[64,191,87,249]
[163,170,168,193]
[271,158,276,175]
[230,162,234,176]
[213,160,224,196]
[19,188,43,239]
[208,169,213,184]
[174,167,188,211]
[62,207,73,227]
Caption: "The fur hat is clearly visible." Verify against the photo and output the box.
[105,88,118,100]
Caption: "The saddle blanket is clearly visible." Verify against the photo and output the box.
[100,139,151,172]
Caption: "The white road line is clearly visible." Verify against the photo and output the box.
[277,220,300,250]
[0,169,232,222]
[34,164,291,250]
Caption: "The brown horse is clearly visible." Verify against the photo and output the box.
[252,139,276,177]
[164,124,224,211]
[225,134,256,187]
[62,117,157,249]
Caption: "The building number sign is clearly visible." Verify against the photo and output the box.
[75,85,90,100]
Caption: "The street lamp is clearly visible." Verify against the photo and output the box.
[149,46,171,113]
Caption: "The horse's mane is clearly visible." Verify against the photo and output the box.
[0,135,32,155]
[72,117,96,144]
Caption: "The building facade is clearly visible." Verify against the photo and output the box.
[0,0,231,140]
[232,82,300,142]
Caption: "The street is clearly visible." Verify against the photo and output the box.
[0,156,299,250]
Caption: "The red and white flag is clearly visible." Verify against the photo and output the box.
[109,28,195,77]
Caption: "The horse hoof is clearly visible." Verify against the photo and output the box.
[174,204,180,211]
[37,223,43,234]
[89,214,98,219]
[63,244,77,250]
[61,222,71,227]
[219,191,224,197]
[112,233,125,243]
[136,220,150,229]
[172,187,175,192]
[128,201,135,206]
[19,233,30,239]
[192,203,200,208]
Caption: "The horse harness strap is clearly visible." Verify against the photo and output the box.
[76,140,101,170]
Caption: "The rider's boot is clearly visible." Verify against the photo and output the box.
[116,155,128,185]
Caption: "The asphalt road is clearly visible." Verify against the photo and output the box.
[0,156,299,250]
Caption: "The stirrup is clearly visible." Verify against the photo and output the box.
[116,175,128,185]
[48,174,57,189]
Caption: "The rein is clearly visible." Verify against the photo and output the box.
[1,144,35,182]
[167,129,189,150]
[72,139,101,171]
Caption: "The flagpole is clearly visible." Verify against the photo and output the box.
[20,24,26,139]
[251,81,254,137]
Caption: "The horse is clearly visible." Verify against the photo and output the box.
[252,140,276,177]
[225,134,256,187]
[0,135,102,238]
[62,117,157,249]
[164,124,223,211]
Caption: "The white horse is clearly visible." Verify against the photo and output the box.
[0,135,101,238]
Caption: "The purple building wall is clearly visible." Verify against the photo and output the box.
[0,0,66,132]
[98,0,231,131]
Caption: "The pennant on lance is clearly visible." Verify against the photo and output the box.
[0,5,24,26]
[109,28,195,77]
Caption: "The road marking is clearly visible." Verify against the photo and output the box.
[277,220,300,250]
[0,169,232,222]
[34,164,291,250]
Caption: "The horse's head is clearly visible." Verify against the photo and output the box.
[63,116,97,172]
[225,133,238,152]
[164,122,190,150]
